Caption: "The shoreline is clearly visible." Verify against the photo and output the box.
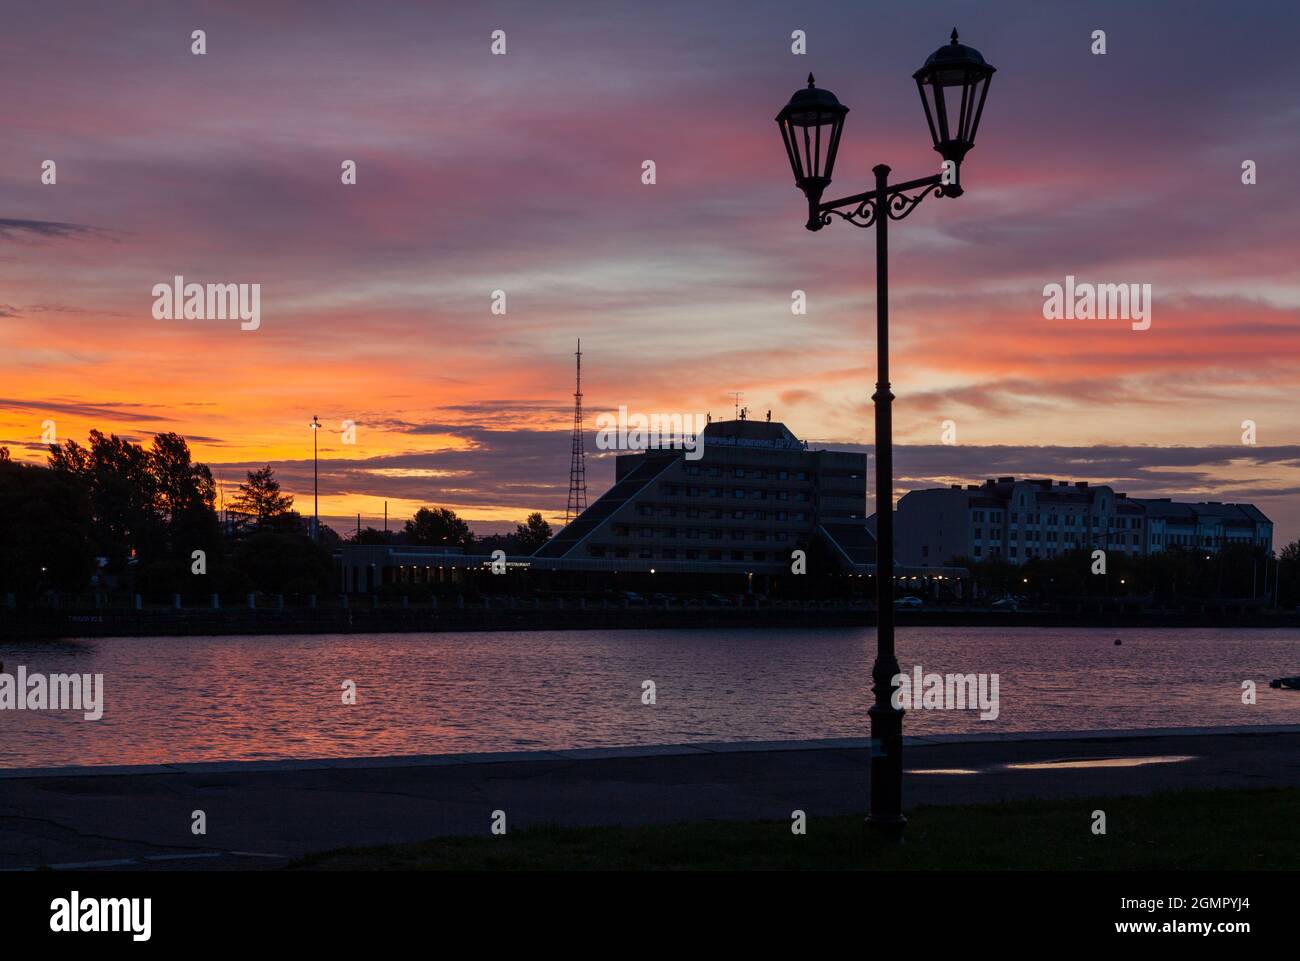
[4,604,1299,639]
[3,723,1299,780]
[4,726,1298,871]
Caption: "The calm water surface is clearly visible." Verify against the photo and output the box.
[1,626,1297,768]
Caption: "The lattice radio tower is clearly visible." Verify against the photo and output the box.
[565,339,588,524]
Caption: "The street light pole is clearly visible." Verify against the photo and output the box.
[311,415,321,542]
[776,29,996,837]
[867,161,905,833]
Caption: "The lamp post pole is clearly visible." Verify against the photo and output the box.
[311,415,321,543]
[775,29,996,837]
[867,162,905,833]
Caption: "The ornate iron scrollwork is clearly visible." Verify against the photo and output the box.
[820,178,949,229]
[886,182,947,220]
[824,196,880,229]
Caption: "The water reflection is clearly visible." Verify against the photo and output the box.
[907,754,1197,776]
[1,625,1295,768]
[1003,754,1196,771]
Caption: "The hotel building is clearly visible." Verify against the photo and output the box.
[893,477,1272,567]
[534,417,872,572]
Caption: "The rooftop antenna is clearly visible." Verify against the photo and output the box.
[566,339,588,525]
[729,392,744,420]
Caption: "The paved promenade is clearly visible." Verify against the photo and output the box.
[2,725,1297,870]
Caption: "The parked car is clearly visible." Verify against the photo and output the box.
[990,595,1019,612]
[894,595,923,610]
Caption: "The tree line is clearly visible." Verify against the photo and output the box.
[0,434,552,600]
[948,541,1300,608]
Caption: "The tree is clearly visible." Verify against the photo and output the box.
[233,531,333,594]
[514,512,553,553]
[404,506,473,547]
[148,432,219,557]
[0,458,97,596]
[229,465,294,531]
[149,433,215,519]
[47,431,162,572]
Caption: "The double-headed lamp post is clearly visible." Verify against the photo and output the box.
[776,29,996,835]
[310,415,321,542]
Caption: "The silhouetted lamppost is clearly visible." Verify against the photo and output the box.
[775,29,996,836]
[310,415,321,542]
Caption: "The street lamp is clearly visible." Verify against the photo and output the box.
[310,415,321,542]
[776,28,996,837]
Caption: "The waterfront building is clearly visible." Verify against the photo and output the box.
[892,477,1273,567]
[338,418,968,595]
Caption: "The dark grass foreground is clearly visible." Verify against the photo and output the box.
[289,787,1299,870]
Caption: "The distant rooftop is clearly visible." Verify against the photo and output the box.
[919,476,1270,524]
[702,418,804,449]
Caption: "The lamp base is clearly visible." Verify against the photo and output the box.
[865,813,907,842]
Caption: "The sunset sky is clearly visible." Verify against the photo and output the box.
[2,0,1298,541]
